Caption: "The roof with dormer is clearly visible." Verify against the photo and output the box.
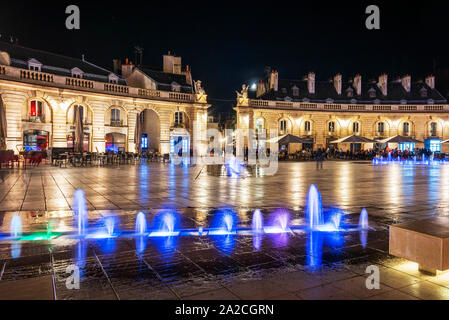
[0,41,126,84]
[251,77,447,104]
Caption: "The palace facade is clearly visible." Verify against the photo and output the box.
[234,70,449,152]
[0,41,210,155]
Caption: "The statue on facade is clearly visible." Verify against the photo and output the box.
[194,80,206,96]
[236,84,249,106]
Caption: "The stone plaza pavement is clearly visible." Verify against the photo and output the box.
[1,161,449,300]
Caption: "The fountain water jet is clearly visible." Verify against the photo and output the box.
[252,210,264,233]
[73,189,87,236]
[359,208,369,230]
[10,215,22,238]
[104,217,115,237]
[135,212,147,235]
[331,212,342,230]
[306,185,324,230]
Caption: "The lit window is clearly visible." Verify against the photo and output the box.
[305,121,311,132]
[377,122,385,134]
[175,112,184,125]
[30,100,43,117]
[353,122,360,133]
[347,88,354,97]
[403,122,410,135]
[328,121,335,133]
[280,120,287,133]
[255,118,264,133]
[111,108,121,125]
[430,122,437,136]
[369,88,376,98]
[420,88,428,98]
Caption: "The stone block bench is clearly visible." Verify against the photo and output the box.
[390,217,449,275]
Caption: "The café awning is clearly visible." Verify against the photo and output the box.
[330,135,377,144]
[378,135,423,144]
[268,134,313,145]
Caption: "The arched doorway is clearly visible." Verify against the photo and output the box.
[139,109,160,152]
[23,130,49,151]
[106,133,126,153]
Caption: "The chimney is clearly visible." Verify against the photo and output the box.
[121,58,134,78]
[354,74,362,95]
[401,75,411,92]
[113,59,121,75]
[269,70,279,91]
[334,73,342,95]
[256,79,266,97]
[184,65,193,85]
[426,75,435,89]
[378,73,388,96]
[307,72,315,94]
[163,53,182,74]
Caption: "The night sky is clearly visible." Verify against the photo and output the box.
[1,1,449,111]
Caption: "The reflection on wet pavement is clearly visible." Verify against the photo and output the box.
[1,161,449,299]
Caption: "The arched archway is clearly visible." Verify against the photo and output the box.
[139,108,160,152]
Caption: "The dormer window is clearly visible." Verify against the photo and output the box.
[108,74,119,84]
[368,88,376,98]
[420,88,428,98]
[292,85,299,97]
[27,58,42,72]
[171,82,181,92]
[346,88,354,98]
[71,67,84,79]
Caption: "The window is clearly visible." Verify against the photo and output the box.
[30,100,43,118]
[304,121,311,132]
[369,88,376,98]
[111,108,121,126]
[403,122,410,135]
[174,112,184,125]
[280,120,287,133]
[328,121,335,133]
[353,122,360,133]
[377,122,385,134]
[255,118,264,133]
[292,86,299,97]
[420,88,428,98]
[430,122,437,136]
[171,82,181,92]
[347,88,354,98]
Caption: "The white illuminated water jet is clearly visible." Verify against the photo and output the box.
[73,189,87,236]
[135,212,147,235]
[105,217,115,237]
[331,212,342,230]
[252,209,264,233]
[359,208,369,230]
[223,214,233,233]
[10,215,22,238]
[306,185,324,230]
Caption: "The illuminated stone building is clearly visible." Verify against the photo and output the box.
[0,41,210,155]
[235,70,449,152]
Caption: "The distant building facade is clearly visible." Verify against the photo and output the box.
[0,41,210,155]
[235,70,449,152]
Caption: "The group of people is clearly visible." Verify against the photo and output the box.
[278,146,449,166]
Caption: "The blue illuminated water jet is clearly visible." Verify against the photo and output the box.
[306,185,324,230]
[73,189,87,236]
